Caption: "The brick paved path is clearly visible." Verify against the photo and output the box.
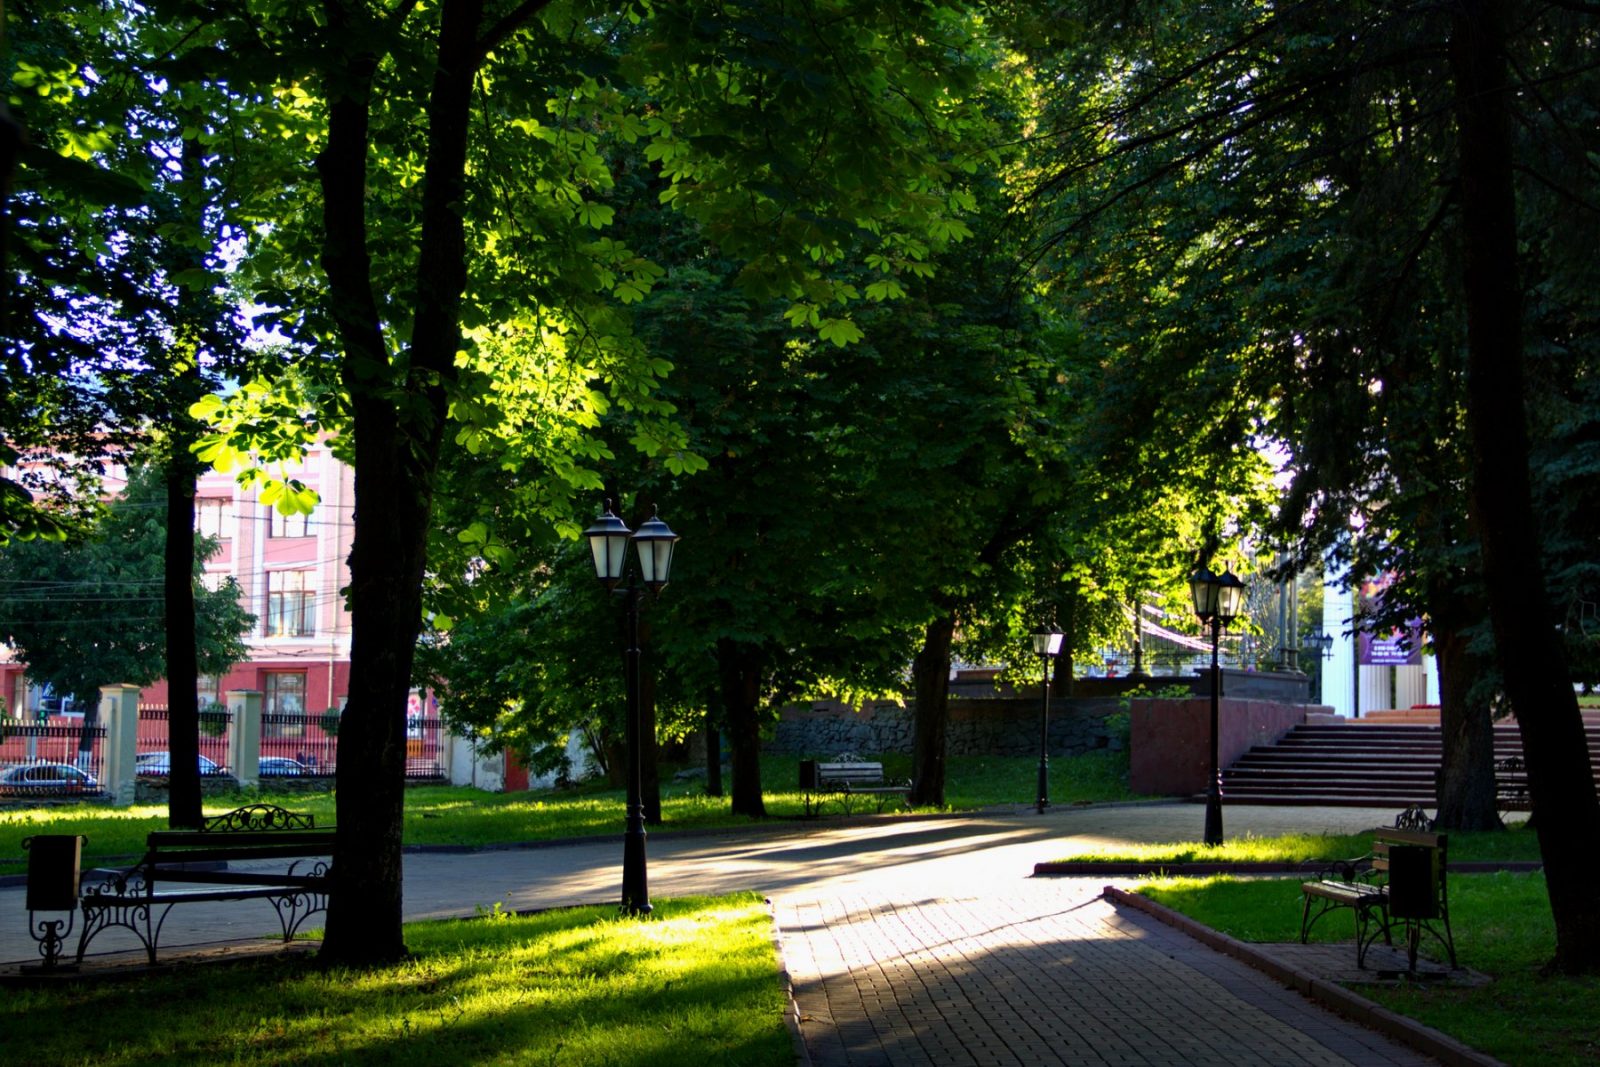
[3,804,1457,1065]
[776,886,1439,1067]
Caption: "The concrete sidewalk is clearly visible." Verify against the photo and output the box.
[3,803,1473,1065]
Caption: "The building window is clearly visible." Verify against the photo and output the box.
[265,570,316,637]
[269,507,311,539]
[195,497,233,540]
[263,672,307,738]
[196,675,220,706]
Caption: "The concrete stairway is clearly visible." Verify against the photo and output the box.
[1220,719,1600,808]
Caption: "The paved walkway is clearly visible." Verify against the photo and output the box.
[3,803,1454,1065]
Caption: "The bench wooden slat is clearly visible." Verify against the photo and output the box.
[138,869,329,889]
[142,842,335,865]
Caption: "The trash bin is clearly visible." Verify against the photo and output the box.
[799,760,818,791]
[24,834,85,913]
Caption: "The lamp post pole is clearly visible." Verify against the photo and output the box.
[1036,651,1051,815]
[619,576,650,915]
[1191,563,1244,848]
[1033,628,1063,815]
[584,501,679,918]
[1204,612,1224,847]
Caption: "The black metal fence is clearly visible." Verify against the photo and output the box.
[0,723,106,797]
[1,708,447,796]
[260,712,338,776]
[258,713,446,780]
[137,705,234,774]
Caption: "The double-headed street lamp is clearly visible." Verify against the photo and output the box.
[584,500,680,916]
[1302,628,1335,704]
[1033,627,1064,814]
[1190,563,1246,847]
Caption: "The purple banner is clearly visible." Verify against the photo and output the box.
[1357,575,1423,666]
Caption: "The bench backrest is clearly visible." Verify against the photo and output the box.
[145,804,334,861]
[146,828,337,854]
[816,762,885,785]
[1374,828,1447,920]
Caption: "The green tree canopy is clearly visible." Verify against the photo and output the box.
[0,465,254,701]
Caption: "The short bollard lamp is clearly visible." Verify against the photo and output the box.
[584,500,679,916]
[1033,628,1064,814]
[1190,563,1245,847]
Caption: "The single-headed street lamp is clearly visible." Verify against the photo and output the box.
[1191,562,1246,847]
[584,500,680,916]
[1033,627,1064,814]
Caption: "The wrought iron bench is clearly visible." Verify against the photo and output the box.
[1300,817,1456,973]
[1495,755,1530,808]
[77,804,334,964]
[800,760,912,816]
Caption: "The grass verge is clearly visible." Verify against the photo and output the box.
[1,751,1139,875]
[2,893,792,1067]
[1137,873,1599,1067]
[1048,821,1542,866]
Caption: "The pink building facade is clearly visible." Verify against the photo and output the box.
[2,443,359,721]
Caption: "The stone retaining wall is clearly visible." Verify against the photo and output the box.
[767,696,1127,759]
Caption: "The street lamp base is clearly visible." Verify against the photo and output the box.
[1203,794,1224,847]
[621,814,651,916]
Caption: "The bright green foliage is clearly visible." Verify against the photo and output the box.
[0,466,255,702]
[5,2,259,536]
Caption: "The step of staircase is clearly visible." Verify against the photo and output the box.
[1217,720,1598,808]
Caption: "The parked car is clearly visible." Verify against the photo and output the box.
[0,762,100,796]
[258,757,307,777]
[135,752,225,776]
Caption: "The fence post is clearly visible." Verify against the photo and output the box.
[98,684,141,807]
[226,690,263,789]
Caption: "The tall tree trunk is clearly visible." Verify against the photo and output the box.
[718,638,766,818]
[908,611,956,807]
[1429,610,1501,831]
[1450,1,1600,972]
[705,694,723,797]
[164,449,202,830]
[316,0,484,966]
[163,129,209,831]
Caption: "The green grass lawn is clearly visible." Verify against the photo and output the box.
[1137,873,1599,1067]
[2,894,792,1067]
[1047,821,1543,866]
[1,750,1138,876]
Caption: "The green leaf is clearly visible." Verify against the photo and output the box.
[817,318,865,347]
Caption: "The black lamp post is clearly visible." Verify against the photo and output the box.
[584,500,679,916]
[1302,628,1335,703]
[1033,628,1064,814]
[1190,563,1246,847]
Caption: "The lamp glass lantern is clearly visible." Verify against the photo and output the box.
[631,509,680,593]
[1215,567,1246,622]
[1032,630,1064,657]
[1190,564,1245,624]
[583,504,633,589]
[1189,565,1220,620]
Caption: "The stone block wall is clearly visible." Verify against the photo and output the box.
[766,696,1126,759]
[1128,697,1319,795]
